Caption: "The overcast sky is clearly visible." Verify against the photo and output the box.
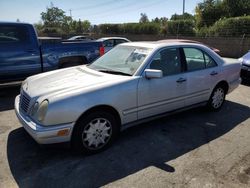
[0,0,201,25]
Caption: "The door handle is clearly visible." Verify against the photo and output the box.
[210,71,218,76]
[176,78,187,83]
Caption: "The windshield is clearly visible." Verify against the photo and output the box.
[88,45,152,76]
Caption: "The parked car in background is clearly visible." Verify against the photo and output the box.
[97,37,130,53]
[67,35,93,41]
[0,22,104,85]
[15,41,241,154]
[239,51,250,81]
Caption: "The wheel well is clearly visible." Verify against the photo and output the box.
[75,105,121,129]
[215,81,229,94]
[59,56,88,67]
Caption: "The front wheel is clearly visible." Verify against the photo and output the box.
[72,111,119,154]
[207,86,226,111]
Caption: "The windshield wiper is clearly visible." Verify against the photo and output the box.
[98,69,131,76]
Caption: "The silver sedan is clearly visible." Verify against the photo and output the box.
[15,41,241,154]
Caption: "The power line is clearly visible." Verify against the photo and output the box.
[75,0,167,19]
[71,0,124,11]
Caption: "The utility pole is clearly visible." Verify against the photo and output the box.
[183,0,185,14]
[69,9,72,17]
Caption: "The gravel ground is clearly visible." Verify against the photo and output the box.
[0,83,250,188]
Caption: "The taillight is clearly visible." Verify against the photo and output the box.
[99,45,105,56]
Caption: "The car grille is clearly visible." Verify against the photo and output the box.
[20,92,31,114]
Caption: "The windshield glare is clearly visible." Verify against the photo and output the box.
[88,45,152,75]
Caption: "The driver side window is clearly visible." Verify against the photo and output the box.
[150,48,182,76]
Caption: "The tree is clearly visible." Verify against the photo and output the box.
[223,0,250,17]
[170,13,195,21]
[195,0,225,28]
[82,20,91,32]
[41,4,68,28]
[139,13,149,23]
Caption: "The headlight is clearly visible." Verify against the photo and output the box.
[37,100,49,122]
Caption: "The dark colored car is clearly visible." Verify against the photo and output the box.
[239,51,250,81]
[0,22,104,85]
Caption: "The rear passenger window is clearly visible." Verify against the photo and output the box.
[183,48,217,71]
[0,25,29,44]
[150,48,182,76]
[183,48,205,71]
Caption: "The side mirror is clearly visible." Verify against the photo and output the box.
[144,69,163,79]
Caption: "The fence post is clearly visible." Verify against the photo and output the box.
[239,34,245,58]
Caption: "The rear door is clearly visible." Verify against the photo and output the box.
[181,47,220,106]
[0,24,41,83]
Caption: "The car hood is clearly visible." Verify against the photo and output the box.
[22,66,128,98]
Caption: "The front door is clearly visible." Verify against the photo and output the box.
[0,24,41,83]
[137,47,186,119]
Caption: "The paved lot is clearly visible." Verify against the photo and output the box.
[0,83,250,188]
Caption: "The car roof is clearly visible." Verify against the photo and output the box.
[97,37,130,41]
[120,40,207,49]
[0,22,32,26]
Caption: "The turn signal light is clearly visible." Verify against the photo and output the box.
[57,129,70,136]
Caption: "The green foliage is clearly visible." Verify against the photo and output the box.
[36,2,250,38]
[195,0,225,29]
[195,0,250,29]
[41,6,67,28]
[170,13,195,21]
[223,0,250,17]
[39,4,91,36]
[99,22,160,35]
[208,16,250,37]
[167,20,195,36]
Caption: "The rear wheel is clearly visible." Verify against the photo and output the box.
[207,86,226,111]
[72,111,119,154]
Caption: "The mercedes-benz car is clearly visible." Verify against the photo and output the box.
[15,41,241,154]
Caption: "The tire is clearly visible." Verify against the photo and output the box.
[207,85,226,111]
[71,111,119,154]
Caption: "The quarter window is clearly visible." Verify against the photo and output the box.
[150,48,182,76]
[204,53,217,68]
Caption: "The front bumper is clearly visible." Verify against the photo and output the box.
[15,95,74,144]
[241,65,250,81]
